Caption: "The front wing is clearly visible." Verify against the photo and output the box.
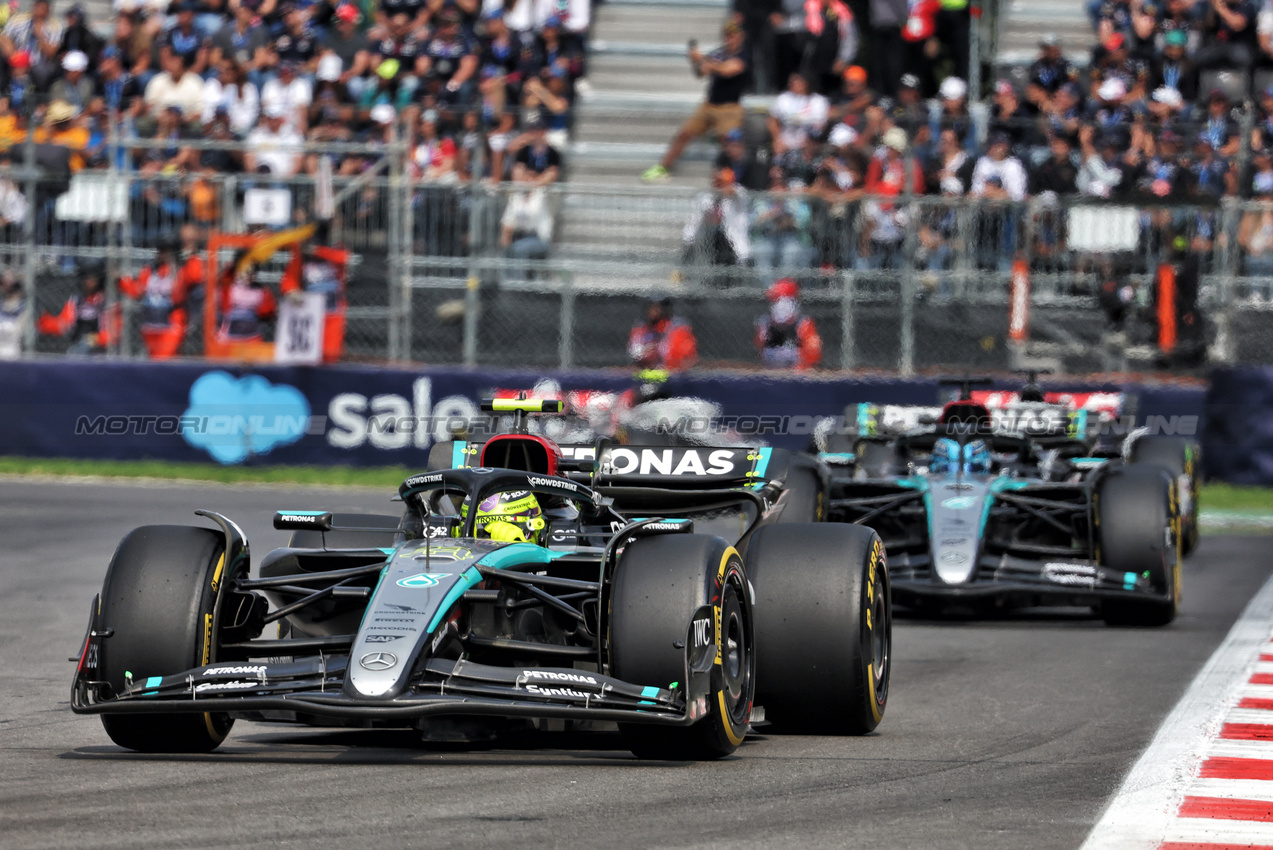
[71,654,699,727]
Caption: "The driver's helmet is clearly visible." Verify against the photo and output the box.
[471,490,546,545]
[930,438,961,474]
[964,439,992,474]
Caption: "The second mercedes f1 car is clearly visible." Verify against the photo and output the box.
[813,379,1198,626]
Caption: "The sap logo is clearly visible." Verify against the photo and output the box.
[365,634,401,643]
[181,372,310,465]
[328,378,479,451]
[602,449,736,476]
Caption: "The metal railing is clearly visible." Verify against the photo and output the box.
[8,129,1273,373]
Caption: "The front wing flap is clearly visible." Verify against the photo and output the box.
[72,654,690,725]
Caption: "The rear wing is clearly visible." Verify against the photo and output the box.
[594,446,782,489]
[846,393,1127,442]
[432,439,784,491]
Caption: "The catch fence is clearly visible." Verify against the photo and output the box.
[8,132,1273,373]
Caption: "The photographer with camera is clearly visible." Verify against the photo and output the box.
[642,20,749,182]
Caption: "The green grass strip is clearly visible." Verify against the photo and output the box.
[0,456,415,488]
[1,456,1272,517]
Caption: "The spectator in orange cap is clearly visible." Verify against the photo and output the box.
[755,279,822,370]
[830,64,875,127]
[628,297,698,372]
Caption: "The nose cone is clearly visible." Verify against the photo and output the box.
[927,479,990,584]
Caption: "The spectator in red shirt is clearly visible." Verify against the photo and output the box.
[628,297,699,372]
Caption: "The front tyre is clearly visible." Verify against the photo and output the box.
[610,534,755,760]
[746,523,890,733]
[97,525,234,752]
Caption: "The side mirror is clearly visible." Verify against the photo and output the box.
[273,511,333,531]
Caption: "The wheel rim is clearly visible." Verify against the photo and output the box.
[871,577,890,705]
[720,577,752,724]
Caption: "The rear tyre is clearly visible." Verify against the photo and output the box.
[1129,436,1200,556]
[611,534,754,760]
[98,525,234,753]
[747,523,890,733]
[1097,467,1180,627]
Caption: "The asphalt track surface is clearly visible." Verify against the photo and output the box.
[2,478,1270,850]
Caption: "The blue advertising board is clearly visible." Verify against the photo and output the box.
[0,359,1212,475]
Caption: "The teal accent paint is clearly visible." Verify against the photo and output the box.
[1123,572,1137,590]
[981,477,1030,537]
[426,566,484,633]
[754,447,773,478]
[145,676,162,688]
[451,441,468,469]
[819,452,857,463]
[1071,458,1108,467]
[896,477,933,538]
[641,686,661,698]
[856,403,876,437]
[279,510,327,515]
[476,542,567,571]
[378,547,396,555]
[356,565,390,632]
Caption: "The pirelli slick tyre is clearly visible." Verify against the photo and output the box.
[97,525,233,753]
[287,513,402,550]
[611,534,755,760]
[1130,436,1200,557]
[779,456,827,523]
[1097,467,1180,628]
[747,523,890,734]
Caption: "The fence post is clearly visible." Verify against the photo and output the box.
[20,119,35,356]
[462,146,487,368]
[386,122,402,363]
[558,268,575,369]
[899,170,919,377]
[400,138,414,363]
[105,110,120,356]
[839,269,855,370]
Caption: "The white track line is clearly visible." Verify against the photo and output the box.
[1204,739,1273,760]
[1186,778,1273,802]
[1080,574,1273,850]
[1162,818,1273,844]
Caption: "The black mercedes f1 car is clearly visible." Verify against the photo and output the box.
[72,398,890,758]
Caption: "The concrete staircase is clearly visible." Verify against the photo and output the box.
[552,0,736,287]
[567,0,732,188]
[996,0,1093,68]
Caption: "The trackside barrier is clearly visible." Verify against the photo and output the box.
[1204,367,1273,486]
[0,359,1211,472]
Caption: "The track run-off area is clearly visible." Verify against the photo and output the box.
[2,477,1271,849]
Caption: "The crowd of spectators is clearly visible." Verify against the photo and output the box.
[0,0,589,254]
[675,0,1273,290]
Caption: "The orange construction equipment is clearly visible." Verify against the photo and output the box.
[203,225,349,362]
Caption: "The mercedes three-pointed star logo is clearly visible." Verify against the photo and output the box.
[359,651,398,671]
